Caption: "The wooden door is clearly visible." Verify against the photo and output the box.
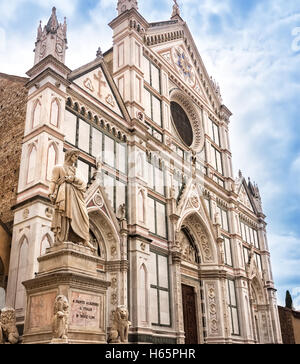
[182,284,198,344]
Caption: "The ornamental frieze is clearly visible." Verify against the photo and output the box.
[206,282,220,336]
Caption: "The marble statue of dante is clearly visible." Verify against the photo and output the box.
[48,149,95,251]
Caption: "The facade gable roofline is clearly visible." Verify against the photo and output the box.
[68,54,131,125]
[144,20,229,112]
[236,176,261,216]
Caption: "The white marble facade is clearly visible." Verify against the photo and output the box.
[5,2,282,344]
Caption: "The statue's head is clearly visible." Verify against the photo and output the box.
[116,305,128,321]
[65,149,80,165]
[54,295,69,314]
[0,307,16,324]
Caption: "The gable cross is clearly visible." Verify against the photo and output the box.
[94,70,107,99]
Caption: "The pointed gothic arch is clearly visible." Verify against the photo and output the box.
[27,143,38,184]
[32,99,41,129]
[88,208,121,261]
[50,97,60,127]
[177,211,218,264]
[40,233,52,256]
[137,152,144,178]
[15,235,29,309]
[137,189,145,224]
[46,142,58,181]
[138,263,148,323]
[248,273,270,343]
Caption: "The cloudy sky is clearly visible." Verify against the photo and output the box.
[0,0,300,309]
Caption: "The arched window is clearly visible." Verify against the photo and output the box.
[50,98,60,127]
[15,236,29,310]
[138,190,145,223]
[32,99,41,128]
[139,264,148,323]
[27,144,37,184]
[40,234,52,256]
[137,153,144,177]
[46,143,57,181]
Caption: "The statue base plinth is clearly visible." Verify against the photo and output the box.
[22,243,110,344]
[50,338,69,344]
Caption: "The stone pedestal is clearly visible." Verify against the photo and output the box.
[22,243,110,344]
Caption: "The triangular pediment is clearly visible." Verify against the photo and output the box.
[69,59,126,119]
[237,180,256,213]
[175,180,214,235]
[85,173,120,234]
[146,21,223,109]
[156,41,209,104]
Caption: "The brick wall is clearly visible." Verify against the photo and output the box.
[0,73,28,230]
[278,306,296,344]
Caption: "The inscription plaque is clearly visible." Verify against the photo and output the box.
[70,292,103,330]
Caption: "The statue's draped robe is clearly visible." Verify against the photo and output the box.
[49,164,89,244]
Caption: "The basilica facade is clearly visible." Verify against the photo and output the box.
[0,0,282,344]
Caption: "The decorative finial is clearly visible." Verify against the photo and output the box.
[46,6,59,34]
[171,0,181,19]
[96,47,103,59]
[63,17,67,38]
[117,0,138,16]
[37,20,42,41]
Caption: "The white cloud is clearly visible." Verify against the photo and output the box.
[292,287,300,310]
[268,233,300,308]
[0,28,6,53]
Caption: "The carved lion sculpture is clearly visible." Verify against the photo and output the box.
[52,295,69,340]
[0,307,19,344]
[108,306,131,343]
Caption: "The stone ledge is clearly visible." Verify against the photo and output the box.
[22,272,111,292]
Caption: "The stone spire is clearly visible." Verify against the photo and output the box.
[46,6,59,33]
[117,0,138,16]
[33,7,68,65]
[171,0,181,19]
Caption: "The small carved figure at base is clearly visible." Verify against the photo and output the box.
[52,295,69,341]
[0,307,19,344]
[108,306,131,344]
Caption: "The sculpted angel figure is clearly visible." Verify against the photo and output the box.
[48,149,95,252]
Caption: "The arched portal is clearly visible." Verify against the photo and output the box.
[175,212,218,344]
[178,211,218,264]
[250,276,269,344]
